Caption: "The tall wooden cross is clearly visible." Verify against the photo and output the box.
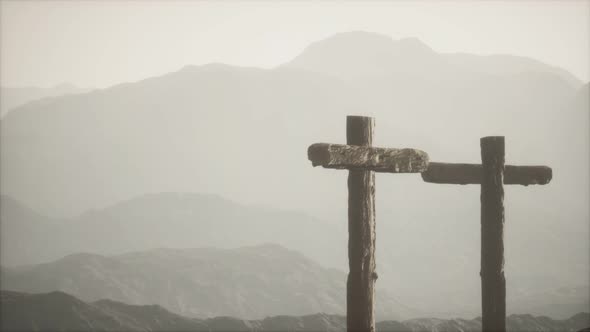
[307,116,429,332]
[421,136,552,332]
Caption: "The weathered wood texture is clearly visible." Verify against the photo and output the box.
[480,136,506,332]
[308,143,429,173]
[421,162,552,185]
[346,116,376,332]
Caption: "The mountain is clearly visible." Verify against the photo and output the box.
[2,192,588,319]
[0,193,346,270]
[0,195,64,266]
[1,31,588,318]
[396,313,590,332]
[285,33,448,79]
[508,285,590,319]
[0,83,91,117]
[285,31,581,86]
[1,32,585,219]
[0,290,207,331]
[0,244,412,320]
[2,290,589,332]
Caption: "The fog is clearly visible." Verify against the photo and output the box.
[1,1,588,88]
[0,0,588,325]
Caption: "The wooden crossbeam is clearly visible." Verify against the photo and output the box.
[308,143,429,173]
[307,116,431,332]
[422,162,552,185]
[420,137,552,332]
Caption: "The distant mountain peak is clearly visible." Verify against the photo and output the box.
[301,31,430,51]
[312,30,394,45]
[283,31,439,77]
[178,63,231,72]
[176,63,264,76]
[52,82,79,90]
[294,31,432,57]
[396,36,433,52]
[281,31,581,85]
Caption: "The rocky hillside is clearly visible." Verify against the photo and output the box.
[0,244,410,320]
[0,291,206,331]
[2,193,588,320]
[2,290,588,332]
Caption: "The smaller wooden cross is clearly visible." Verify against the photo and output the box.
[308,116,429,332]
[421,136,552,332]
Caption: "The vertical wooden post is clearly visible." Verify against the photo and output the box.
[480,136,506,332]
[346,116,376,332]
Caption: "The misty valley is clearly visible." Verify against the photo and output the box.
[1,30,589,332]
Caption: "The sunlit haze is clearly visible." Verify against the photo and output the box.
[1,1,589,88]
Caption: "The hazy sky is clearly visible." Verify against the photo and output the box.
[1,1,589,88]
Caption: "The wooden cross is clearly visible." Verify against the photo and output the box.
[421,136,552,332]
[307,116,429,332]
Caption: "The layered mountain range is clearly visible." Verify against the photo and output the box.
[2,193,588,319]
[1,243,411,320]
[2,290,588,332]
[1,31,588,319]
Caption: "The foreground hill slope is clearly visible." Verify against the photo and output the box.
[2,290,588,332]
[0,291,206,331]
[0,244,410,320]
[2,193,588,320]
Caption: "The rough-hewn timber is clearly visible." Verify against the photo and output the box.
[346,116,376,332]
[419,137,551,332]
[308,143,429,173]
[421,162,552,185]
[480,136,506,332]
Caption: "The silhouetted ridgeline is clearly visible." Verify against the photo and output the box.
[1,193,588,320]
[0,84,91,117]
[1,290,588,332]
[1,31,588,321]
[0,243,416,321]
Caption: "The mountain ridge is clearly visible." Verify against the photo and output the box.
[282,31,582,86]
[0,243,417,321]
[1,192,588,320]
[2,290,588,332]
[0,84,92,117]
[0,192,347,270]
[2,32,582,122]
[1,31,587,320]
